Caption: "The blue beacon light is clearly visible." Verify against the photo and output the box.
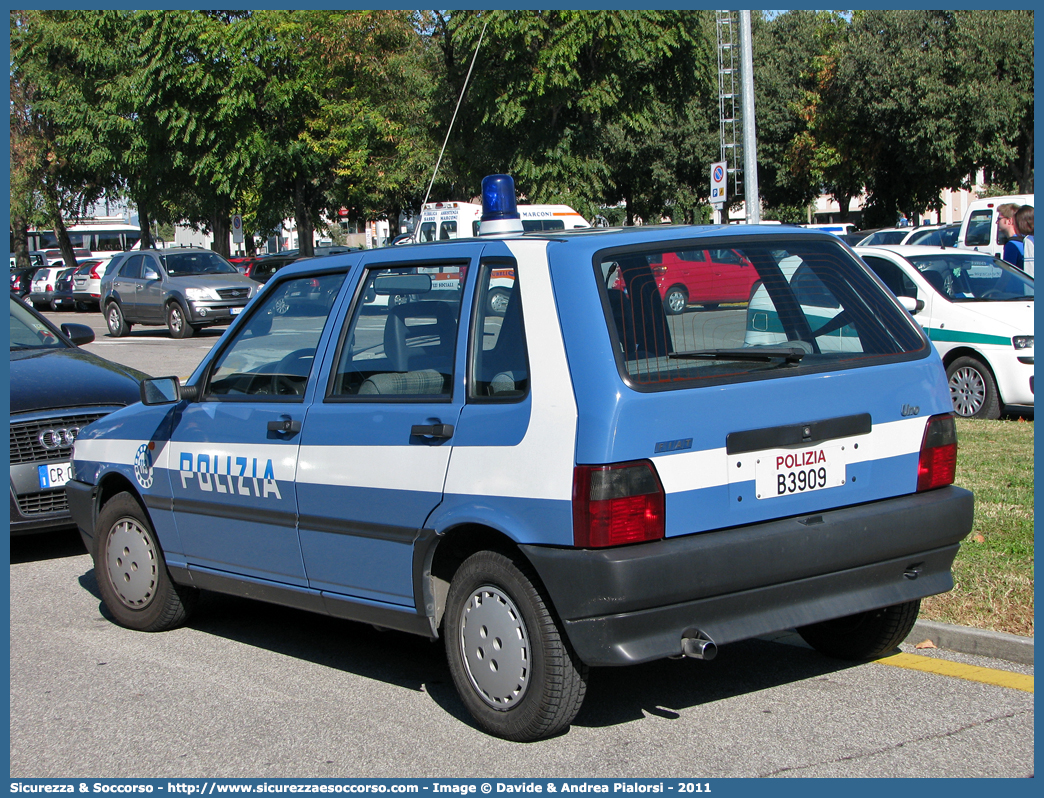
[478,174,525,235]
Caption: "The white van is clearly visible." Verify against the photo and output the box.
[955,194,1033,259]
[415,201,590,242]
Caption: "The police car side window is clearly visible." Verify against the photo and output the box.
[328,265,464,399]
[205,273,344,399]
[469,262,528,400]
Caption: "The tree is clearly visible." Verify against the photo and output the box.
[10,10,123,269]
[951,11,1033,194]
[430,11,718,222]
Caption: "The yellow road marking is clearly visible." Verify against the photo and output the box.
[876,652,1033,693]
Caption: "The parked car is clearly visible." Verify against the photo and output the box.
[10,267,36,298]
[68,181,972,741]
[902,223,961,248]
[856,226,942,247]
[243,254,300,285]
[9,296,147,537]
[644,248,760,314]
[102,248,258,339]
[70,255,117,311]
[857,244,1033,419]
[50,267,79,311]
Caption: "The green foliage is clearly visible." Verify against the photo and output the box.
[10,9,1035,244]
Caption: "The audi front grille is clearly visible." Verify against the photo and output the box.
[9,412,108,465]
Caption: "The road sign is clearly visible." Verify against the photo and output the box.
[710,161,727,205]
[232,214,244,244]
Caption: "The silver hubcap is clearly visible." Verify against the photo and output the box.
[491,292,509,313]
[950,366,985,416]
[105,518,159,609]
[459,585,530,709]
[668,291,685,312]
[169,307,183,331]
[108,308,120,330]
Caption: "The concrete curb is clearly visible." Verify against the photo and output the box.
[906,619,1034,665]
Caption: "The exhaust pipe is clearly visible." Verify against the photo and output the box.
[681,635,717,661]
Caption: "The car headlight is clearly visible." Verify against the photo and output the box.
[185,287,220,301]
[1012,336,1033,350]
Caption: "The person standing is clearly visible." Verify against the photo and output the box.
[1014,205,1033,277]
[997,203,1024,267]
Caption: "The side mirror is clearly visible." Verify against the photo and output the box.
[60,323,95,346]
[143,267,161,281]
[140,376,199,405]
[898,296,924,315]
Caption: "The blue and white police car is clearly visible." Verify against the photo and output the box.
[67,176,973,741]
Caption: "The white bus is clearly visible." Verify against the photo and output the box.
[23,218,142,256]
[415,201,590,242]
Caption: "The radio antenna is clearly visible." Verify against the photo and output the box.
[421,20,488,208]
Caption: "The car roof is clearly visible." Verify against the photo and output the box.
[269,224,847,283]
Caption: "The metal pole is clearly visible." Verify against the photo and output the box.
[738,11,761,224]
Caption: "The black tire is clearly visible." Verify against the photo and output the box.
[797,599,920,660]
[487,287,511,316]
[947,356,1000,419]
[105,302,129,337]
[444,550,588,741]
[664,286,688,315]
[167,302,194,339]
[93,492,198,632]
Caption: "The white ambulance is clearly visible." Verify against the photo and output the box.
[415,201,590,243]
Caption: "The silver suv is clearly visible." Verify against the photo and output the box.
[102,248,257,338]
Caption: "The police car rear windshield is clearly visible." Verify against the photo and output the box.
[599,237,927,389]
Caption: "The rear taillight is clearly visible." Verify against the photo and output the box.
[573,460,665,547]
[46,283,53,292]
[917,413,958,492]
[90,265,101,279]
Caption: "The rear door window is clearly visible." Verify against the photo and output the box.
[599,237,927,389]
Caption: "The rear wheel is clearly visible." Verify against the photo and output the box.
[167,302,194,339]
[93,492,198,632]
[105,302,129,337]
[664,286,688,315]
[444,550,588,741]
[797,599,920,660]
[947,356,1000,419]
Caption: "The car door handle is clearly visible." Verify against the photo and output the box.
[411,423,454,439]
[268,417,302,434]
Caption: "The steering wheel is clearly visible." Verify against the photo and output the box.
[269,348,315,396]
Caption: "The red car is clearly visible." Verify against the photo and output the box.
[650,249,759,314]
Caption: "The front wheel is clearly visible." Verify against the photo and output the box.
[444,551,588,741]
[797,599,920,660]
[487,287,510,316]
[93,492,198,632]
[947,356,1000,419]
[167,302,194,339]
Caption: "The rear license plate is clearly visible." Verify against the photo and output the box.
[754,446,845,499]
[38,462,72,489]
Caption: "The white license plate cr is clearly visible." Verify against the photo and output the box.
[39,462,72,489]
[230,306,243,315]
[754,445,846,499]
